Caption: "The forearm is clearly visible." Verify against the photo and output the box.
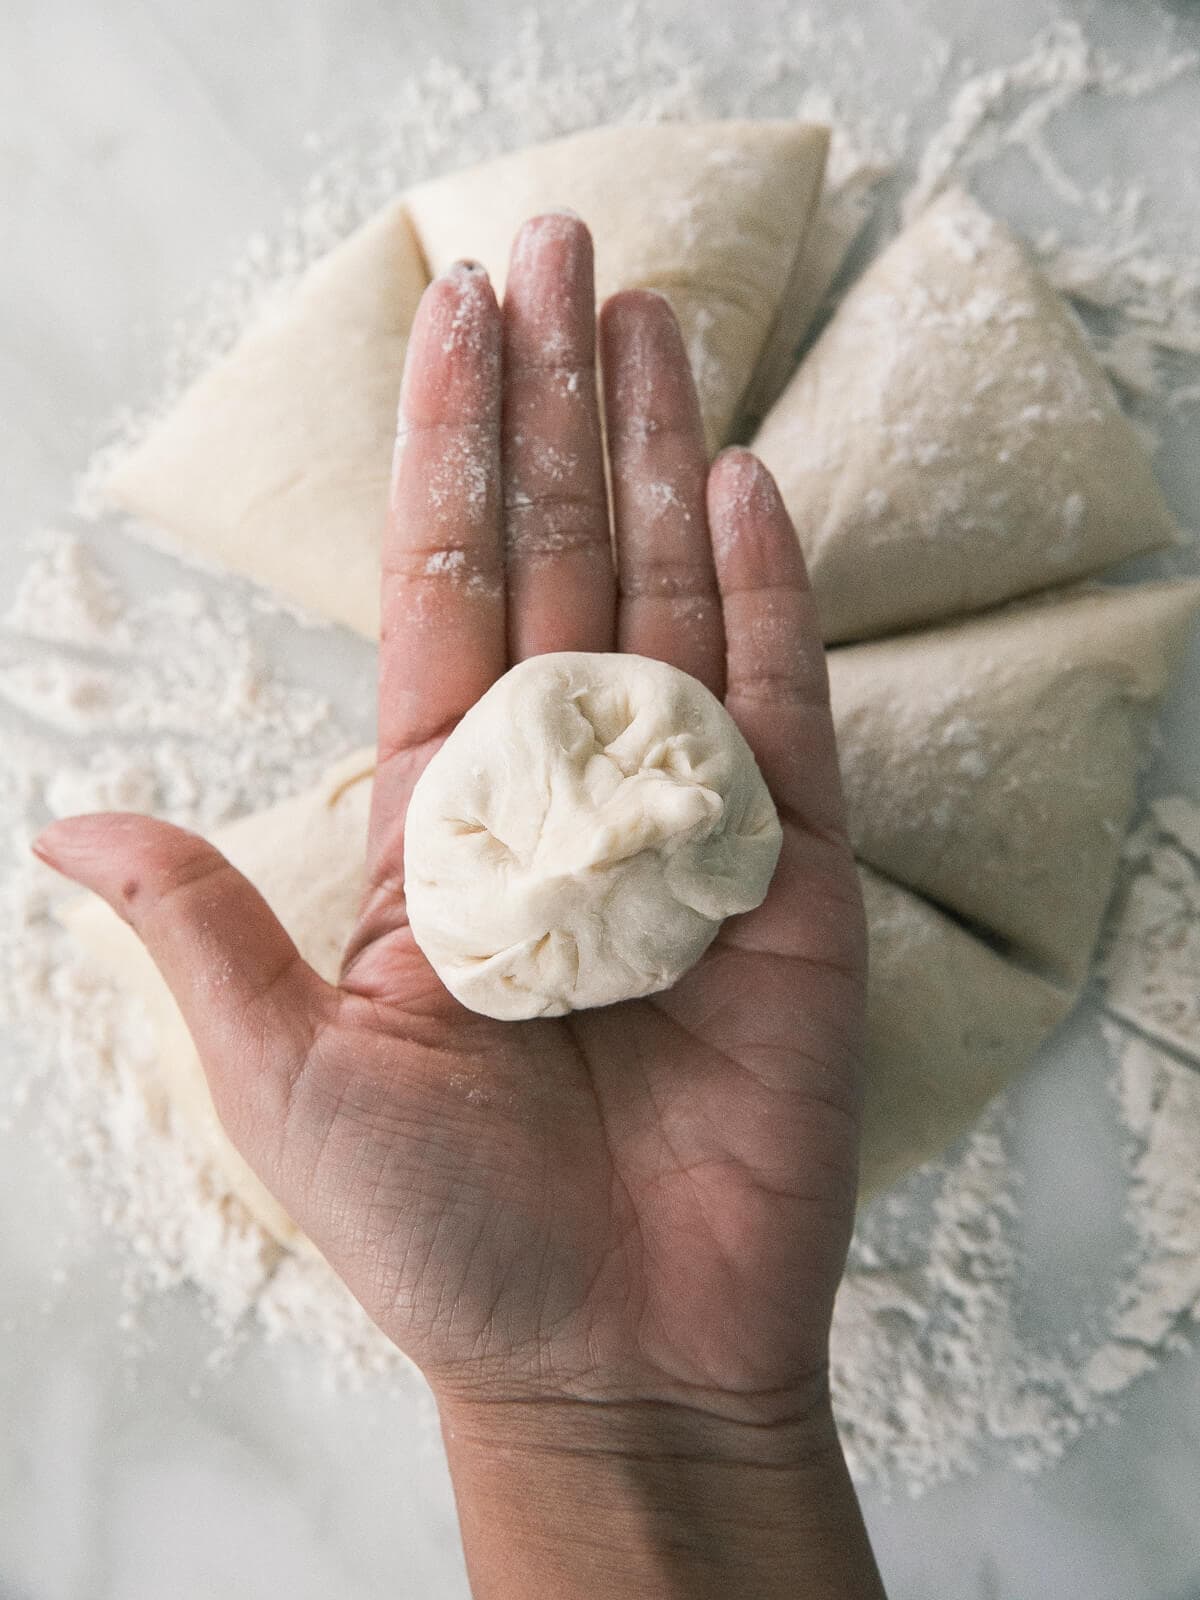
[438,1391,886,1600]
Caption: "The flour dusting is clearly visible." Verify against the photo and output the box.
[1102,799,1200,1063]
[0,534,401,1387]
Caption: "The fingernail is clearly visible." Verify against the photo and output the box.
[30,818,94,873]
[511,211,588,275]
[445,258,486,279]
[602,287,674,334]
[31,814,130,868]
[713,452,787,543]
[710,450,772,523]
[714,446,765,485]
[30,831,59,868]
[520,207,584,235]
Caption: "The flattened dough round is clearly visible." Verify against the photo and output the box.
[403,653,782,1019]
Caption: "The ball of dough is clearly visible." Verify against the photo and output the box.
[403,652,782,1020]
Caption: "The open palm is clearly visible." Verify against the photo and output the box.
[37,215,867,1426]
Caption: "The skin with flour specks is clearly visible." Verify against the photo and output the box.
[35,215,884,1598]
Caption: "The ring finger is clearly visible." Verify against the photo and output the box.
[600,289,725,697]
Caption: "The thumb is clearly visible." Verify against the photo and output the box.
[33,812,333,1131]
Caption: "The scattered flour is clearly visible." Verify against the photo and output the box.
[829,800,1200,1493]
[832,1007,1200,1493]
[3,0,1200,1492]
[1089,1031,1200,1394]
[907,21,1198,222]
[1102,798,1200,1064]
[833,1122,1096,1490]
[0,533,401,1388]
[907,19,1200,420]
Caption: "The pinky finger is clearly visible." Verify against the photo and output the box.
[707,448,847,843]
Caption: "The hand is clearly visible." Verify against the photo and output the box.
[37,215,879,1597]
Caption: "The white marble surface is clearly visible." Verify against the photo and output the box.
[3,1,1200,1596]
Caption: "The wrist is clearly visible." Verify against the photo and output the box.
[435,1383,885,1600]
[437,1373,842,1471]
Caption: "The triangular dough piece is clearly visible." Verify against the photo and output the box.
[830,581,1200,989]
[60,751,376,1252]
[737,158,884,435]
[404,120,829,451]
[859,864,1071,1201]
[753,189,1180,643]
[106,203,428,637]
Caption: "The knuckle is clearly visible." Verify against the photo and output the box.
[504,494,610,560]
[619,560,717,601]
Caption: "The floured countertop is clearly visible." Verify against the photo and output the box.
[2,3,1200,1598]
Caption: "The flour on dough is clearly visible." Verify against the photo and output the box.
[858,864,1070,1200]
[753,189,1180,644]
[831,581,1200,988]
[106,203,429,638]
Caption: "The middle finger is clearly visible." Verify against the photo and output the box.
[502,212,614,660]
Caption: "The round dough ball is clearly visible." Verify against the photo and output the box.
[403,652,782,1020]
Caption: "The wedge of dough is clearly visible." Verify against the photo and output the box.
[106,203,429,637]
[858,865,1071,1201]
[60,751,376,1252]
[404,120,829,451]
[737,159,884,434]
[830,581,1200,988]
[753,189,1180,643]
